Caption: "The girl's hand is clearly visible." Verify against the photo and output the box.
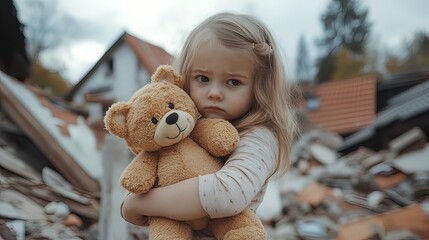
[121,193,149,226]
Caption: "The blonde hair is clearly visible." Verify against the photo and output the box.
[173,12,298,176]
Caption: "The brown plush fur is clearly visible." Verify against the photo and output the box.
[104,65,266,239]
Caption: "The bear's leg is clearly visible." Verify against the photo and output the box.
[149,217,193,240]
[208,208,267,240]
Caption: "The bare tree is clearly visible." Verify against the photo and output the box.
[19,0,74,65]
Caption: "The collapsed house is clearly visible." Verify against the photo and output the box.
[262,72,429,240]
[0,71,101,239]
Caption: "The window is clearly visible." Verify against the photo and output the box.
[305,92,320,111]
[106,58,114,76]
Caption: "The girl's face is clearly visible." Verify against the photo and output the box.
[189,41,255,122]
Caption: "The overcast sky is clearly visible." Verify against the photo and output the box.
[14,0,429,83]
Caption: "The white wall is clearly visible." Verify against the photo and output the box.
[72,43,151,104]
[112,44,140,101]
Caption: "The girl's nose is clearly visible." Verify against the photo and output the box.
[208,85,223,101]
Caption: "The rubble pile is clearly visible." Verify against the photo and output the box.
[263,129,429,240]
[0,133,99,239]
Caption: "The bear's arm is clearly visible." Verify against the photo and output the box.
[190,118,239,157]
[119,151,158,194]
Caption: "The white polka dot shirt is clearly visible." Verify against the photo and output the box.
[198,126,278,218]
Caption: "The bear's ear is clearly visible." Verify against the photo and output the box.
[151,65,184,89]
[104,102,130,138]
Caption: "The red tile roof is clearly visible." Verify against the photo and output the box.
[124,33,173,74]
[37,88,77,136]
[307,75,377,134]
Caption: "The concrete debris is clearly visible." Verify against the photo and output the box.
[262,129,429,240]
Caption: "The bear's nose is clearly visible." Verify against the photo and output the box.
[166,112,178,125]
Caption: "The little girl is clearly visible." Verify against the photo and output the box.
[121,12,298,238]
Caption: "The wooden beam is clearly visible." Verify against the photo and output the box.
[337,204,429,239]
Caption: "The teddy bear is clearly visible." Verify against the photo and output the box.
[103,65,267,240]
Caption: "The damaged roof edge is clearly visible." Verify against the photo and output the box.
[0,72,100,193]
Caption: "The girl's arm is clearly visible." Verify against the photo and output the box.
[199,127,278,218]
[121,127,278,222]
[122,177,207,222]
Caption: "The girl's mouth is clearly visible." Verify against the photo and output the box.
[206,106,224,111]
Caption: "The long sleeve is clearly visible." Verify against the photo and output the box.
[198,126,278,218]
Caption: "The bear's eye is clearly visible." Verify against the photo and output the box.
[168,103,175,109]
[151,118,158,125]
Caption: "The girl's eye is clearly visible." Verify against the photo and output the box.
[151,118,158,125]
[196,75,209,83]
[227,79,241,86]
[168,103,175,109]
